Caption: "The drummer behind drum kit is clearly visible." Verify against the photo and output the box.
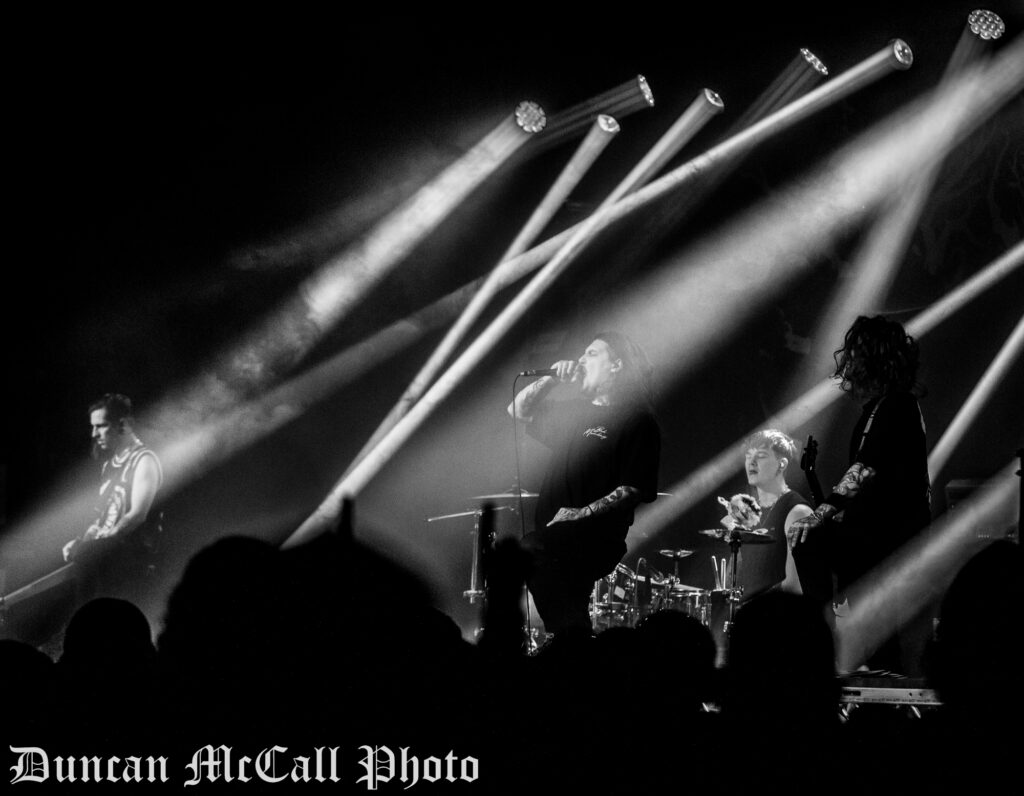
[590,525,775,636]
[429,488,775,646]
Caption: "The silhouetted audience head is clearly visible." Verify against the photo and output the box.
[723,591,838,727]
[927,538,1022,722]
[22,517,1018,790]
[1,639,57,739]
[59,597,155,670]
[51,597,159,750]
[635,609,717,708]
[158,535,282,666]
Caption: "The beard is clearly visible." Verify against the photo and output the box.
[91,439,114,461]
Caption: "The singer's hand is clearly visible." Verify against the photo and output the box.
[551,360,579,383]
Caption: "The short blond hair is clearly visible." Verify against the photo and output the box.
[742,428,796,462]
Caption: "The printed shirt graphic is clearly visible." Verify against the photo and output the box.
[91,439,163,535]
[527,399,660,534]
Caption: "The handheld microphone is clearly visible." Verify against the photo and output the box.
[519,368,558,377]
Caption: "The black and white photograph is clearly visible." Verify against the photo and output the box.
[3,3,1022,791]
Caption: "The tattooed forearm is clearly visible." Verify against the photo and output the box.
[546,486,643,526]
[584,485,642,517]
[508,376,556,421]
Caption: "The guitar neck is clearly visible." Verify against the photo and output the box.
[0,564,75,609]
[806,471,825,507]
[802,436,826,507]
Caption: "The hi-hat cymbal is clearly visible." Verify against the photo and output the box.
[659,548,695,559]
[699,528,774,545]
[471,491,539,500]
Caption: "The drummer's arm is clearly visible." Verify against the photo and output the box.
[547,485,642,526]
[780,504,814,593]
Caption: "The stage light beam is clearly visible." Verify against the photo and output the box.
[527,75,655,154]
[781,11,1010,405]
[835,460,1019,672]
[285,38,945,547]
[928,312,1024,484]
[284,88,727,547]
[344,114,623,475]
[626,240,1024,555]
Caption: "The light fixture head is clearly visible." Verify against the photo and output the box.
[703,88,725,110]
[515,101,547,133]
[800,48,830,77]
[637,75,655,106]
[891,39,914,69]
[968,9,1005,40]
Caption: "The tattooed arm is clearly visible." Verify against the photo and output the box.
[508,359,578,422]
[787,462,876,546]
[547,485,643,526]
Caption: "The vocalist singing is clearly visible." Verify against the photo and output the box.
[507,331,660,636]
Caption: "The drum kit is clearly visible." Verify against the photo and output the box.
[429,488,776,645]
[590,526,775,635]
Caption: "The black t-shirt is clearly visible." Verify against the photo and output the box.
[526,398,660,543]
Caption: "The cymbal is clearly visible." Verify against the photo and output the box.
[699,528,775,545]
[659,548,695,559]
[471,491,538,500]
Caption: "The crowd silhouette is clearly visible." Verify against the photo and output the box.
[2,514,1019,793]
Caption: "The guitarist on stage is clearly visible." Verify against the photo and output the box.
[787,315,930,674]
[62,393,163,604]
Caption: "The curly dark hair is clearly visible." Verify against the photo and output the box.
[833,315,920,397]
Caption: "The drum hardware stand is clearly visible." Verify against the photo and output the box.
[721,531,745,639]
[653,548,696,614]
[633,557,647,622]
[463,508,492,607]
[452,500,541,652]
[428,503,501,642]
